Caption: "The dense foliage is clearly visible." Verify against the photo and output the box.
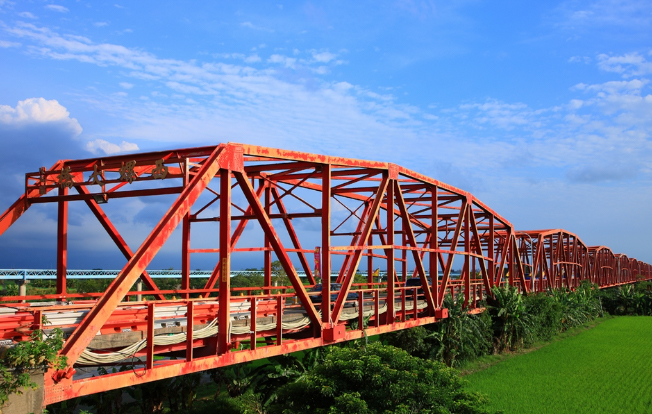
[268,343,497,414]
[599,282,652,316]
[385,296,491,367]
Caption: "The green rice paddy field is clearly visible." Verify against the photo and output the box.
[466,317,652,414]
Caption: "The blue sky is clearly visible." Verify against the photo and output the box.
[0,0,651,270]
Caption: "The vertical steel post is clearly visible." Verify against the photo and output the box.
[367,231,373,284]
[147,303,155,370]
[264,183,272,292]
[508,233,514,287]
[181,215,191,299]
[386,178,395,324]
[402,232,407,282]
[56,187,68,295]
[218,169,231,355]
[276,296,283,346]
[464,203,471,307]
[321,166,331,326]
[181,165,191,299]
[489,215,495,293]
[430,186,439,309]
[549,235,555,290]
[186,301,194,362]
[250,297,257,350]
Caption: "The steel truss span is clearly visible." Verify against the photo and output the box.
[0,142,649,407]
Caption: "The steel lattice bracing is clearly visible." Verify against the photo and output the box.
[0,142,650,407]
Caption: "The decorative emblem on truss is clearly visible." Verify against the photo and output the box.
[57,166,74,189]
[151,159,168,179]
[119,160,137,183]
[88,164,105,186]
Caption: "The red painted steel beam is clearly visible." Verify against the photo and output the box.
[56,187,68,295]
[218,168,231,355]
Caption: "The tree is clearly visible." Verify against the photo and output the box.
[269,342,497,414]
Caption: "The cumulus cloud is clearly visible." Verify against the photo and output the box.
[0,97,82,132]
[86,138,139,155]
[0,98,84,200]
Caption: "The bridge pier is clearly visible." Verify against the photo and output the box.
[3,371,44,414]
[18,280,28,303]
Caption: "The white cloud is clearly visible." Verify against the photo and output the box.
[4,22,652,194]
[312,51,337,63]
[268,54,296,68]
[574,79,648,94]
[597,52,652,77]
[0,40,20,48]
[119,82,134,89]
[45,4,69,13]
[0,97,82,134]
[240,21,273,32]
[94,22,108,27]
[457,100,542,130]
[86,139,139,155]
[244,54,261,63]
[553,0,652,31]
[0,98,86,201]
[18,12,37,19]
[569,55,591,64]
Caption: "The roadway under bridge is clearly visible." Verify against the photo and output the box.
[0,142,649,409]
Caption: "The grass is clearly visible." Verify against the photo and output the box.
[465,316,652,414]
[459,317,609,376]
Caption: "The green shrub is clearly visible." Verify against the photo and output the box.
[1,328,67,409]
[269,342,497,414]
[488,284,534,352]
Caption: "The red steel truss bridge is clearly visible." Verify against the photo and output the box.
[0,142,650,407]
